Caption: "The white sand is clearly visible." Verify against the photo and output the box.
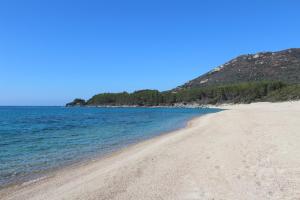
[1,101,300,200]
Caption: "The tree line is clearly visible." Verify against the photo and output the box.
[67,81,300,106]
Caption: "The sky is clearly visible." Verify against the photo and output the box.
[1,0,300,106]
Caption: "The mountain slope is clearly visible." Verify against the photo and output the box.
[66,48,300,106]
[176,48,300,90]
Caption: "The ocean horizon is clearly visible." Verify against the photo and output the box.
[0,106,220,188]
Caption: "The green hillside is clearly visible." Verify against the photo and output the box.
[66,48,300,106]
[67,81,300,106]
[177,48,300,90]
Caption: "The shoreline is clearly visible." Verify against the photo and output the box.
[67,104,214,108]
[0,110,216,190]
[1,101,300,199]
[0,113,210,196]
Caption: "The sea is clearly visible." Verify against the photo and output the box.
[0,106,220,188]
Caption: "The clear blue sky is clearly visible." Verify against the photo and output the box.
[1,0,300,105]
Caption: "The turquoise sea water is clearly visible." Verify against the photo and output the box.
[0,106,220,187]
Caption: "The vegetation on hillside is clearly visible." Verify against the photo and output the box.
[264,84,300,102]
[179,48,300,89]
[67,81,300,106]
[86,90,161,106]
[66,98,86,106]
[66,48,300,107]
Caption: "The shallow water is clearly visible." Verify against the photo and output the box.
[0,106,220,187]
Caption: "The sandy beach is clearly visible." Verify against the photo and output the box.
[1,101,300,200]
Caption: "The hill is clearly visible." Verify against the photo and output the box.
[66,48,300,106]
[176,48,300,90]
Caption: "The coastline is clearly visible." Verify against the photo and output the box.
[0,109,217,190]
[67,103,213,108]
[0,111,211,197]
[1,101,300,199]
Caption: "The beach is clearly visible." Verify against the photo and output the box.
[1,101,300,200]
